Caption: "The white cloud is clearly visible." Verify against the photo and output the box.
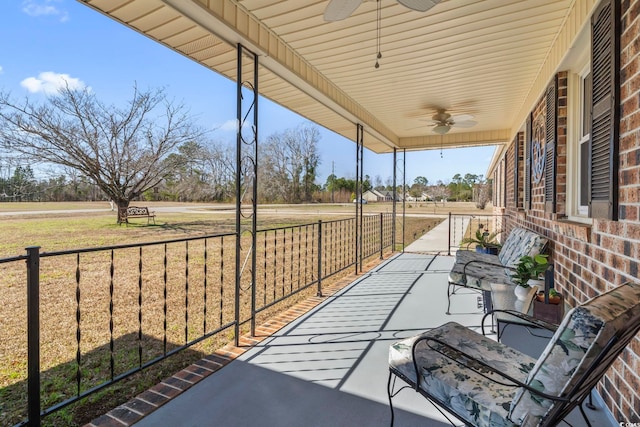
[0,66,3,74]
[20,71,87,95]
[218,119,239,132]
[22,0,69,22]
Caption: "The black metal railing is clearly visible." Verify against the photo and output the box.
[0,213,394,426]
[447,213,506,255]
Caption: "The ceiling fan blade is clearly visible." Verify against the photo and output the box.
[413,118,438,124]
[404,124,428,131]
[450,114,474,122]
[396,0,441,12]
[324,0,362,22]
[452,120,478,128]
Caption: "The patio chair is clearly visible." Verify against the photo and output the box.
[387,281,640,426]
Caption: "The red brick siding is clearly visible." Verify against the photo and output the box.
[493,0,640,419]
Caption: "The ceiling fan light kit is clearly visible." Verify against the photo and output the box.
[397,0,441,12]
[323,0,442,22]
[432,124,450,135]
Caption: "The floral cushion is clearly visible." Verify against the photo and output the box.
[448,250,513,291]
[498,228,548,269]
[389,322,537,427]
[448,228,547,291]
[509,282,640,425]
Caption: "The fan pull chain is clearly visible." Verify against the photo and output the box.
[375,0,382,68]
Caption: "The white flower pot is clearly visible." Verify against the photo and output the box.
[514,285,531,301]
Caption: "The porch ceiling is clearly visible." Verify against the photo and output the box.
[80,0,596,154]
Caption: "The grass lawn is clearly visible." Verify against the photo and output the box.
[0,201,490,425]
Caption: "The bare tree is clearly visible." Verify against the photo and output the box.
[260,124,320,203]
[163,140,235,201]
[201,141,236,201]
[0,85,203,223]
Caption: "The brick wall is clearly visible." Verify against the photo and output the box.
[496,0,640,420]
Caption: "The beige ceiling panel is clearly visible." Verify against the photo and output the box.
[146,17,197,41]
[84,0,131,14]
[177,34,220,56]
[79,0,598,155]
[129,5,179,32]
[108,1,163,23]
[400,129,511,150]
[162,25,211,48]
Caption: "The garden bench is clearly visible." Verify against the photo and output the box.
[447,227,547,314]
[125,206,156,224]
[388,281,640,427]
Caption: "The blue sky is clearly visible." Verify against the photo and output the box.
[0,0,497,186]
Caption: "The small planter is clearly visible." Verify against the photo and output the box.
[534,291,564,324]
[535,291,562,305]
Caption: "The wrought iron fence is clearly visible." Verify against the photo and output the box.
[0,213,394,426]
[447,212,506,255]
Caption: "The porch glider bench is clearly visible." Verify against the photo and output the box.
[388,281,640,427]
[447,227,547,314]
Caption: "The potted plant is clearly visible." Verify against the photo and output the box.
[460,225,501,254]
[511,254,549,288]
[536,287,562,304]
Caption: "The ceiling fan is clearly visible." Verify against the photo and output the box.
[324,0,441,22]
[425,109,478,135]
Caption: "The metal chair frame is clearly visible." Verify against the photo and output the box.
[388,308,640,427]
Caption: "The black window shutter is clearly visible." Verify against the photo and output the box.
[545,76,557,213]
[524,114,532,210]
[514,135,520,208]
[493,170,497,206]
[503,157,507,207]
[590,0,619,220]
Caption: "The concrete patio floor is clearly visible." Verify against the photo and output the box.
[133,252,478,426]
[127,250,614,426]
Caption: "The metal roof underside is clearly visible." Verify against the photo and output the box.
[80,0,598,155]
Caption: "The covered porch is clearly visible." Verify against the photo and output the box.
[89,248,613,426]
[55,0,640,424]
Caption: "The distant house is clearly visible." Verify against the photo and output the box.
[362,189,385,202]
[379,190,402,202]
[406,193,428,202]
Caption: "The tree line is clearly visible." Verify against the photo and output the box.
[0,85,326,221]
[0,84,491,221]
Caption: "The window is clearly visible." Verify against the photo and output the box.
[566,0,619,221]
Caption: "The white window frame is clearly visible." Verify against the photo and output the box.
[577,68,591,216]
[567,63,593,223]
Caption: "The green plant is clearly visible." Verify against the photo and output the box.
[460,227,501,250]
[512,254,549,287]
[536,287,562,304]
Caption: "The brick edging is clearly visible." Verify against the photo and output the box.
[85,257,388,426]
